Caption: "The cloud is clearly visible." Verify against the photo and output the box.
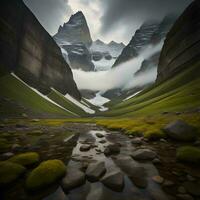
[23,0,73,35]
[100,0,192,43]
[72,41,163,92]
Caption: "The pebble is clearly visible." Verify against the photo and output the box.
[152,175,164,184]
[178,186,186,194]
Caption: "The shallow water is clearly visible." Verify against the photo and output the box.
[44,129,168,200]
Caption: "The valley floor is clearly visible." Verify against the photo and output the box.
[0,118,200,200]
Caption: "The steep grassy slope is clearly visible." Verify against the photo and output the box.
[0,74,76,118]
[102,61,200,117]
[47,90,86,117]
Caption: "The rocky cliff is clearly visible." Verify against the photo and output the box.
[113,16,176,68]
[54,12,95,71]
[157,0,200,82]
[54,11,92,47]
[0,0,81,100]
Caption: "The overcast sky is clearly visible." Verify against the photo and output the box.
[24,0,192,44]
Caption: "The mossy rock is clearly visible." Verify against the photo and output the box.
[9,152,40,166]
[0,161,26,187]
[26,159,66,191]
[176,146,200,164]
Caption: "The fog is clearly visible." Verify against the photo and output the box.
[72,41,163,92]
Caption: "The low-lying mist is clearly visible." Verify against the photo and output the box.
[72,41,163,92]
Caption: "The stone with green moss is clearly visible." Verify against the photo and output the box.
[9,152,40,166]
[26,159,66,190]
[176,146,200,164]
[0,161,26,187]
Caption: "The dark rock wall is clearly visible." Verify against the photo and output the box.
[157,0,200,82]
[0,0,81,99]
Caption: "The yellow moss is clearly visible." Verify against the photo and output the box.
[0,161,26,186]
[9,152,39,166]
[26,159,66,191]
[177,146,200,164]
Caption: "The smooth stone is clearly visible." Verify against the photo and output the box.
[12,144,22,151]
[152,158,161,164]
[131,138,143,145]
[178,186,187,194]
[96,133,104,138]
[80,144,91,152]
[132,149,157,160]
[163,180,175,187]
[183,181,200,196]
[163,120,197,141]
[99,140,106,144]
[2,152,14,159]
[101,171,124,192]
[104,144,120,156]
[86,161,106,182]
[152,175,164,184]
[176,194,194,200]
[61,169,85,191]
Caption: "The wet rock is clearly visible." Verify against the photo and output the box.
[186,175,196,182]
[176,194,194,200]
[129,166,148,188]
[131,149,157,161]
[2,152,14,159]
[163,120,198,141]
[163,180,175,187]
[80,144,91,152]
[116,157,148,188]
[131,138,143,145]
[96,133,104,138]
[104,144,120,156]
[178,186,187,194]
[61,169,85,191]
[160,139,167,143]
[12,144,23,151]
[86,161,106,182]
[183,181,200,196]
[152,175,164,184]
[152,158,161,164]
[101,171,124,192]
[99,140,106,144]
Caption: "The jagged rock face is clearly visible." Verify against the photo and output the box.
[54,12,94,71]
[54,11,92,47]
[91,40,125,59]
[0,0,81,100]
[62,43,95,71]
[157,0,200,82]
[113,16,176,68]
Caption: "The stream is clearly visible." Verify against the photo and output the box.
[44,128,169,200]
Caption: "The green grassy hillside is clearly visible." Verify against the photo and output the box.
[0,74,76,118]
[102,61,200,117]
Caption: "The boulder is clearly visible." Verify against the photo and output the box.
[62,169,85,191]
[163,120,198,141]
[9,152,39,167]
[132,149,157,161]
[104,144,120,156]
[101,171,124,192]
[86,161,106,182]
[131,138,143,145]
[116,157,148,188]
[26,160,66,191]
[176,146,200,164]
[80,144,91,152]
[0,161,26,187]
